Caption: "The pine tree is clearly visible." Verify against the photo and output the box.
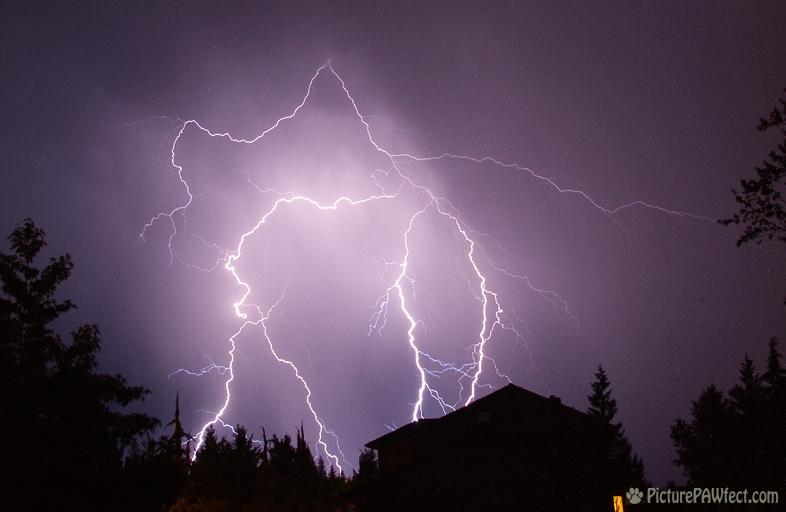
[189,425,233,504]
[294,423,323,508]
[671,385,736,486]
[228,425,261,509]
[760,338,786,489]
[356,448,379,484]
[671,341,786,489]
[587,365,647,490]
[588,365,618,425]
[762,337,786,389]
[729,354,765,416]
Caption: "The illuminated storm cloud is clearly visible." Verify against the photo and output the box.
[143,64,705,471]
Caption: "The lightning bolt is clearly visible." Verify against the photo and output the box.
[141,63,712,471]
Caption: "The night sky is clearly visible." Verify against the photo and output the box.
[3,1,786,485]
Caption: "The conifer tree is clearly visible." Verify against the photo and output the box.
[760,338,786,488]
[587,365,647,490]
[671,340,786,490]
[729,354,765,416]
[588,365,618,426]
[671,385,736,486]
[356,448,379,484]
[762,337,786,389]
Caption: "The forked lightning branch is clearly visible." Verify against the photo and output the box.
[142,63,710,472]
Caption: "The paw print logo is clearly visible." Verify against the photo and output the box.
[626,487,644,505]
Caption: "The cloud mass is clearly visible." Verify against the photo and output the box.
[2,1,786,485]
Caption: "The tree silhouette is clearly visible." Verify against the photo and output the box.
[761,338,786,486]
[671,384,736,486]
[720,91,786,247]
[227,425,261,509]
[164,392,194,460]
[729,354,765,415]
[720,92,786,304]
[587,365,647,490]
[355,447,378,484]
[124,400,193,512]
[588,365,618,423]
[671,340,786,490]
[0,219,159,511]
[185,425,233,505]
[164,420,349,512]
[762,337,786,388]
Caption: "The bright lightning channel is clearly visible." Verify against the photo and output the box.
[142,63,711,472]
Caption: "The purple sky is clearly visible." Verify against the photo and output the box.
[2,1,786,485]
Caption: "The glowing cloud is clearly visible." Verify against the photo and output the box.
[141,64,710,471]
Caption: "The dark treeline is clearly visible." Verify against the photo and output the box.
[2,218,784,510]
[0,220,359,511]
[124,415,356,512]
[671,338,786,491]
[634,340,786,511]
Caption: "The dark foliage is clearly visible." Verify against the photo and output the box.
[124,433,191,511]
[0,219,159,511]
[142,422,350,512]
[123,395,193,511]
[720,91,786,247]
[355,447,379,484]
[587,365,648,491]
[720,92,786,305]
[671,338,786,491]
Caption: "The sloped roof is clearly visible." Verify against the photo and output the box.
[350,384,612,511]
[367,383,595,449]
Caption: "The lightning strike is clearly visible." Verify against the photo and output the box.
[141,63,712,471]
[168,355,229,379]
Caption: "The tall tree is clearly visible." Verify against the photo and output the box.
[185,425,233,506]
[671,341,786,490]
[759,338,786,489]
[728,354,765,416]
[587,365,647,490]
[355,447,379,484]
[671,385,736,486]
[762,337,786,389]
[164,392,193,461]
[0,219,159,511]
[588,365,618,425]
[228,425,262,509]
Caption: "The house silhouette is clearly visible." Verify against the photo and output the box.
[340,383,617,511]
